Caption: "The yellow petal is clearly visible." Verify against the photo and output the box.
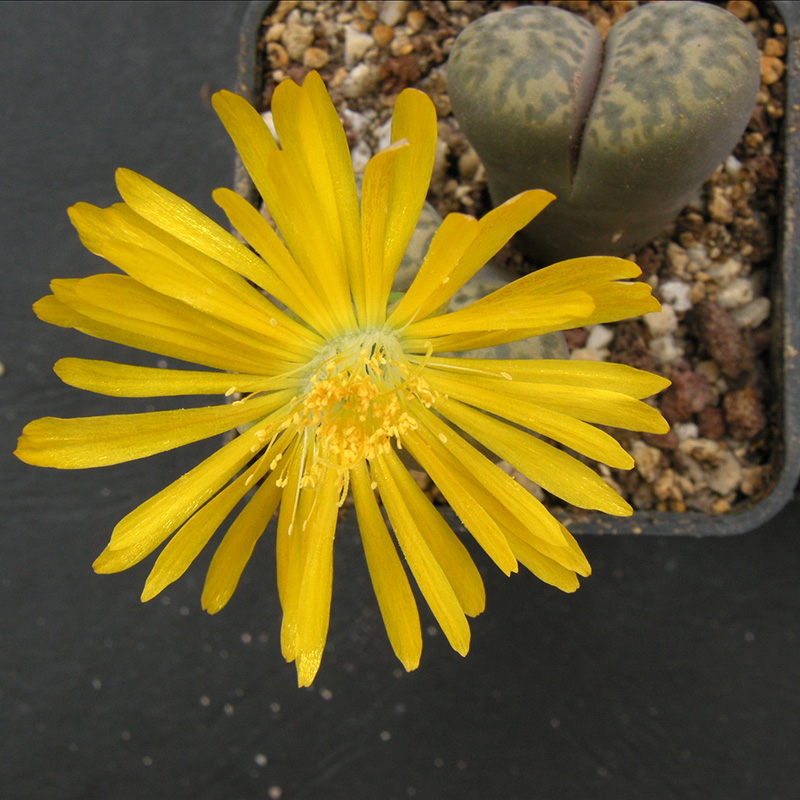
[141,462,267,602]
[505,520,590,582]
[54,358,287,398]
[93,422,280,571]
[277,446,315,663]
[390,191,554,326]
[404,290,595,349]
[211,89,278,197]
[55,274,299,373]
[475,256,661,327]
[212,187,337,334]
[260,149,355,332]
[274,442,303,612]
[409,406,570,552]
[106,414,286,552]
[400,428,519,575]
[421,356,671,399]
[272,72,362,306]
[372,453,472,656]
[68,199,310,342]
[360,140,410,325]
[294,468,339,687]
[351,462,422,671]
[436,396,633,516]
[502,528,581,593]
[387,211,479,329]
[15,390,291,469]
[35,291,277,375]
[202,475,283,614]
[425,370,634,469]
[98,240,314,357]
[497,384,670,434]
[382,88,438,287]
[113,168,292,306]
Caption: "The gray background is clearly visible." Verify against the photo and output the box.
[1,2,798,798]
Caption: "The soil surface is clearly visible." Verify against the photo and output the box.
[254,0,786,518]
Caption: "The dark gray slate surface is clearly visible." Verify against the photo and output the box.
[1,2,798,799]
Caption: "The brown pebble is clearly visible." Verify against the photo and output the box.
[406,9,427,33]
[692,300,753,379]
[303,47,329,69]
[378,55,421,94]
[281,23,314,62]
[270,0,300,23]
[267,42,289,70]
[712,498,731,514]
[697,406,726,440]
[723,386,767,441]
[266,22,286,43]
[408,469,431,492]
[659,368,712,423]
[740,466,767,497]
[372,24,394,48]
[760,55,785,85]
[764,37,786,57]
[356,0,377,21]
[642,429,678,451]
[609,320,656,372]
[350,17,371,34]
[563,328,588,350]
[725,0,757,21]
[635,246,661,280]
[708,186,735,224]
[390,33,414,57]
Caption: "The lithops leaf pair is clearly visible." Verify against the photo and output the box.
[447,2,760,264]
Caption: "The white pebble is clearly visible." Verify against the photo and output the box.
[379,0,411,26]
[281,23,314,62]
[570,347,609,362]
[709,257,743,288]
[643,304,678,337]
[660,280,693,312]
[341,107,370,139]
[631,440,663,483]
[585,324,614,350]
[707,451,743,496]
[717,277,754,310]
[686,244,710,271]
[666,242,689,275]
[725,154,742,181]
[679,438,724,462]
[351,140,372,174]
[344,25,375,65]
[649,333,684,365]
[673,422,699,442]
[341,64,378,99]
[731,297,771,328]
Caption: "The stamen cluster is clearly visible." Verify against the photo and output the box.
[288,336,437,483]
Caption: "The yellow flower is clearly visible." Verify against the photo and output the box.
[15,72,669,687]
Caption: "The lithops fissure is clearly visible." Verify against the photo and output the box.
[448,2,760,264]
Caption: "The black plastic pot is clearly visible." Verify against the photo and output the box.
[231,0,800,537]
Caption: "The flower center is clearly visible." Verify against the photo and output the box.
[287,331,436,486]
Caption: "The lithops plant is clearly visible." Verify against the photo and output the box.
[447,2,760,264]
